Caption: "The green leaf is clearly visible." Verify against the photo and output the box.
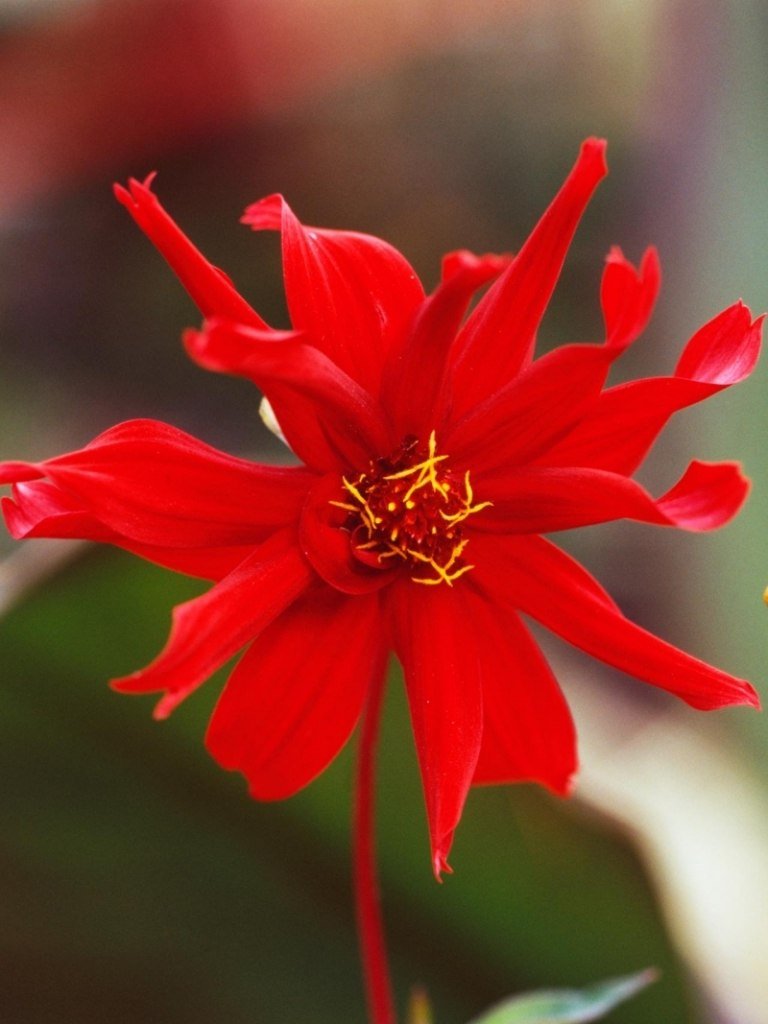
[466,969,658,1024]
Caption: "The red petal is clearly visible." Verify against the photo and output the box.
[654,460,750,530]
[468,596,576,794]
[299,473,398,595]
[472,534,760,711]
[382,252,511,438]
[440,249,512,282]
[475,460,749,534]
[3,479,256,581]
[545,303,762,473]
[389,581,483,878]
[676,302,763,382]
[22,419,313,548]
[206,588,385,799]
[186,321,389,471]
[242,194,424,394]
[3,480,115,541]
[117,543,253,581]
[601,246,661,352]
[114,175,267,328]
[0,462,44,484]
[448,139,608,416]
[447,343,612,472]
[112,530,313,717]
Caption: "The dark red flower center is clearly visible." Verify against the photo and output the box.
[331,432,490,586]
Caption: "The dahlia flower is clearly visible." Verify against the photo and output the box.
[1,139,760,879]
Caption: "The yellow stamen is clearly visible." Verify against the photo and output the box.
[385,431,450,502]
[333,431,490,587]
[341,477,367,506]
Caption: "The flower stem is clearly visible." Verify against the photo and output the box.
[354,670,396,1024]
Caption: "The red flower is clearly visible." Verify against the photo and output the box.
[1,140,761,877]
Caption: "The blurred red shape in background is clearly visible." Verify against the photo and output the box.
[0,0,520,216]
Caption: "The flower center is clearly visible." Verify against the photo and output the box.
[331,432,491,586]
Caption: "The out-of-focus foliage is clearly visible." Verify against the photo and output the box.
[0,550,688,1023]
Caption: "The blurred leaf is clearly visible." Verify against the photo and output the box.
[466,969,657,1024]
[0,548,688,1023]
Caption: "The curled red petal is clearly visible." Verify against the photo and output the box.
[114,175,267,328]
[676,302,763,382]
[206,588,386,799]
[24,419,313,548]
[440,249,512,282]
[475,459,749,534]
[545,302,763,473]
[3,481,115,541]
[472,534,760,711]
[448,138,608,415]
[299,473,397,595]
[468,597,577,794]
[601,246,661,352]
[654,460,750,530]
[3,479,258,581]
[242,193,424,395]
[187,321,390,470]
[389,580,483,879]
[112,530,313,717]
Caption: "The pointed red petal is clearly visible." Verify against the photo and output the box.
[25,419,312,548]
[186,321,389,470]
[448,139,607,415]
[112,530,313,717]
[475,460,749,534]
[468,597,577,794]
[472,534,760,711]
[382,252,511,437]
[206,588,385,799]
[545,302,762,473]
[114,175,267,327]
[0,461,44,485]
[242,193,424,394]
[601,246,661,352]
[389,581,483,878]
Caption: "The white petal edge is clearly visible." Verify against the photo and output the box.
[259,396,290,449]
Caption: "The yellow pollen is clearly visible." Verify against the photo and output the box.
[333,431,491,586]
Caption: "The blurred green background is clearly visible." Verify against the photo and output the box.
[0,2,766,1022]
